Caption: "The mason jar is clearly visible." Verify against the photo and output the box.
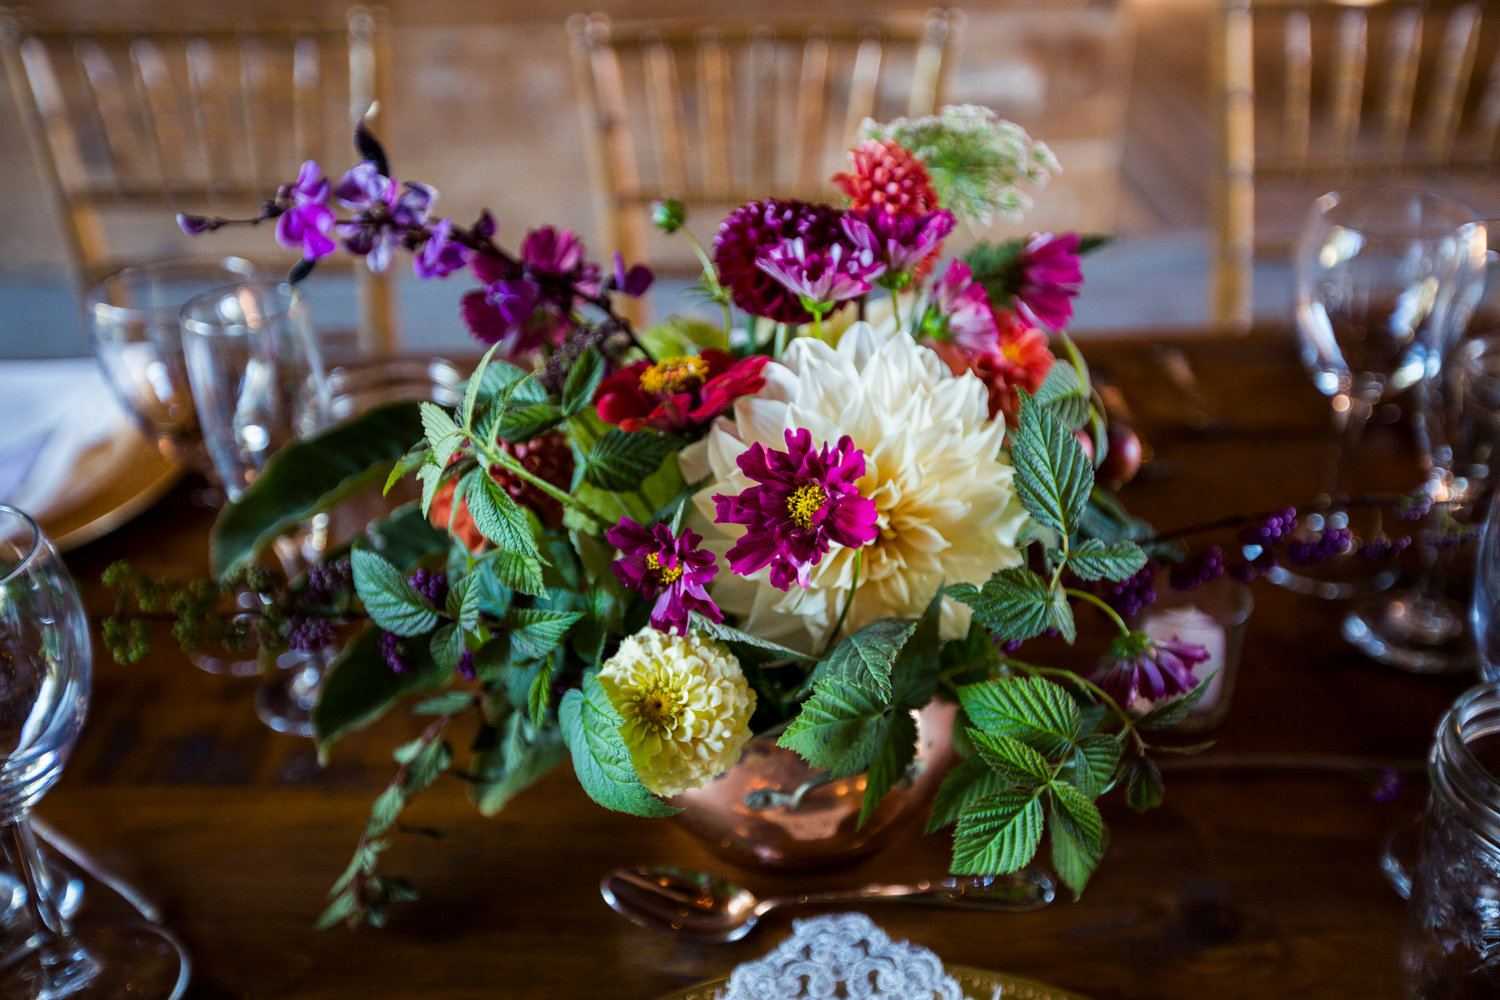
[1401,681,1500,998]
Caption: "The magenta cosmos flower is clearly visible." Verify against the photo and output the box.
[713,429,879,591]
[606,518,722,634]
[842,207,955,287]
[925,260,1001,354]
[1013,232,1083,331]
[1090,631,1209,709]
[755,236,884,311]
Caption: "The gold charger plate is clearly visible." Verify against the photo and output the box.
[42,432,180,552]
[657,964,1089,1000]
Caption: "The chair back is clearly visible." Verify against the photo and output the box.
[1216,0,1500,330]
[568,10,957,292]
[0,5,398,354]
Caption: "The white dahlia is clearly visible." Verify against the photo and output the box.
[680,321,1030,652]
[597,627,756,797]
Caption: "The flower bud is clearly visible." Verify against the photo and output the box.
[650,198,687,234]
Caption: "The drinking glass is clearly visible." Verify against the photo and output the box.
[0,505,188,998]
[1284,190,1484,600]
[1400,680,1500,998]
[181,280,330,736]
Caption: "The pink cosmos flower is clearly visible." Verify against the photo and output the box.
[713,429,878,591]
[927,260,1001,353]
[1013,232,1083,331]
[842,207,955,287]
[605,518,722,635]
[755,237,885,310]
[1091,632,1209,709]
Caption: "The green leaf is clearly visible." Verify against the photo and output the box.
[528,655,559,725]
[1136,672,1217,730]
[820,618,916,701]
[1048,779,1105,849]
[969,728,1051,786]
[959,677,1082,758]
[583,430,679,492]
[210,401,424,575]
[462,344,500,428]
[1049,794,1107,898]
[1033,362,1091,431]
[1123,755,1165,813]
[559,674,679,817]
[429,623,466,673]
[364,786,404,838]
[926,756,1010,833]
[1067,539,1148,583]
[367,503,449,571]
[562,347,606,416]
[469,712,567,815]
[313,627,448,753]
[420,401,463,467]
[416,459,447,518]
[384,444,430,497]
[351,547,439,637]
[948,568,1073,644]
[316,889,360,931]
[412,690,475,716]
[400,736,454,795]
[481,550,546,598]
[1062,733,1122,798]
[859,707,917,827]
[690,615,814,662]
[446,574,481,632]
[505,608,584,662]
[1014,394,1092,538]
[777,682,888,778]
[464,470,540,559]
[495,403,565,443]
[462,358,539,409]
[951,790,1045,874]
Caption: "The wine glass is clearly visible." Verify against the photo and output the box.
[0,505,189,998]
[85,258,264,677]
[181,280,331,736]
[1284,189,1484,601]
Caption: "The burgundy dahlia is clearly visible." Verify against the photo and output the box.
[605,518,722,634]
[712,428,878,591]
[712,199,846,324]
[595,350,769,434]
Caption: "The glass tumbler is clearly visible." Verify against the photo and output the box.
[1400,681,1500,998]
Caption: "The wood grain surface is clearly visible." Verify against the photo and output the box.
[50,329,1469,999]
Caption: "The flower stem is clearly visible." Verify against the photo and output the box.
[474,439,614,530]
[890,287,903,330]
[823,551,862,656]
[1064,587,1131,636]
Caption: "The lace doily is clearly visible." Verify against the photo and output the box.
[722,912,964,999]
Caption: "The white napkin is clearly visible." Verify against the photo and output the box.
[0,359,140,521]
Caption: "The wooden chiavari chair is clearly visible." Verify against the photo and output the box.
[0,5,399,354]
[567,10,958,322]
[1215,0,1500,331]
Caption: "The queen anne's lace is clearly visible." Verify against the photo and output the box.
[722,913,963,1000]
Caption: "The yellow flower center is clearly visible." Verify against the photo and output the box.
[786,482,829,529]
[645,551,684,585]
[638,355,709,396]
[637,690,675,730]
[1001,341,1027,366]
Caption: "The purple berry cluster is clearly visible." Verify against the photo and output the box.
[1239,508,1298,548]
[1168,545,1225,591]
[1102,563,1158,617]
[286,613,336,652]
[1360,535,1413,561]
[1396,490,1433,522]
[409,569,449,606]
[1286,526,1354,566]
[1230,549,1277,582]
[1428,525,1481,550]
[380,631,409,674]
[456,651,476,681]
[305,556,353,604]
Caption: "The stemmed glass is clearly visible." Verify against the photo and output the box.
[85,258,263,676]
[180,280,331,736]
[0,505,189,997]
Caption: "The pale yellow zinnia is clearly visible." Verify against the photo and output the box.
[597,627,756,797]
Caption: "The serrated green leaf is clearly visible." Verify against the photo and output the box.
[690,614,814,661]
[1123,755,1165,813]
[464,470,540,559]
[417,459,446,518]
[316,889,360,931]
[859,707,917,827]
[820,618,915,700]
[412,690,475,715]
[777,682,888,778]
[969,728,1051,786]
[562,347,606,416]
[1034,362,1091,430]
[951,790,1045,874]
[401,737,453,795]
[948,568,1073,644]
[429,623,466,672]
[364,786,405,838]
[959,676,1082,758]
[351,547,439,637]
[927,756,1010,833]
[443,574,480,632]
[481,550,546,598]
[559,674,679,817]
[1153,739,1217,756]
[462,358,539,408]
[506,608,583,661]
[1063,733,1122,798]
[462,343,501,428]
[1014,394,1092,538]
[529,655,559,725]
[384,444,430,497]
[1068,539,1148,582]
[1137,671,1217,730]
[583,430,679,492]
[495,403,565,443]
[420,401,463,466]
[1049,797,1106,899]
[1048,779,1105,846]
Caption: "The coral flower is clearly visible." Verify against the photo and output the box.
[712,429,879,591]
[1013,232,1083,331]
[605,518,722,634]
[932,309,1055,424]
[1091,632,1209,713]
[595,350,769,434]
[832,138,940,218]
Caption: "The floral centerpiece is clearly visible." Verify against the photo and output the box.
[136,107,1217,929]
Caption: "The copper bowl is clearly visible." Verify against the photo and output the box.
[669,700,958,871]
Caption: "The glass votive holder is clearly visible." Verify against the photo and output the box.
[1132,577,1253,732]
[1400,680,1500,999]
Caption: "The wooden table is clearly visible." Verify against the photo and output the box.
[50,330,1474,999]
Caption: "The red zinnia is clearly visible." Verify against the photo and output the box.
[595,350,769,434]
[932,308,1056,426]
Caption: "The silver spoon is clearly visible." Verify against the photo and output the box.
[600,865,1056,943]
